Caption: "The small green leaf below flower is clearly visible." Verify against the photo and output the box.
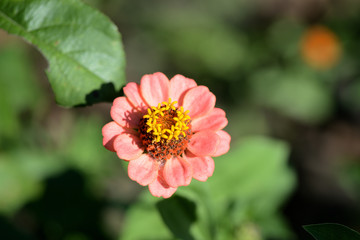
[156,195,197,240]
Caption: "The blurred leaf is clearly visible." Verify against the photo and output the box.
[339,79,360,113]
[208,136,292,203]
[64,116,112,176]
[207,136,295,239]
[169,26,246,76]
[250,67,333,124]
[235,222,262,240]
[0,113,113,215]
[339,161,360,200]
[0,147,69,215]
[304,223,360,240]
[156,195,197,240]
[268,19,304,61]
[226,107,268,139]
[122,190,210,240]
[0,0,125,107]
[0,92,18,143]
[121,194,174,240]
[176,183,215,240]
[0,43,42,142]
[10,150,65,182]
[0,155,43,214]
[151,9,246,77]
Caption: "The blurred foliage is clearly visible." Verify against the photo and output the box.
[122,136,295,240]
[249,66,334,124]
[0,38,122,240]
[0,43,43,144]
[1,0,360,239]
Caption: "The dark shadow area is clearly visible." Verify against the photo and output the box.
[276,113,360,240]
[0,215,34,240]
[0,169,111,240]
[77,82,124,107]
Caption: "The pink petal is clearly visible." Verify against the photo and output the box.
[110,97,143,128]
[169,74,197,105]
[191,108,228,132]
[182,86,216,119]
[212,130,231,157]
[187,130,220,156]
[123,82,148,112]
[163,156,192,188]
[140,72,170,107]
[149,176,177,198]
[113,133,144,161]
[207,155,215,177]
[102,121,136,152]
[128,154,158,186]
[184,152,215,181]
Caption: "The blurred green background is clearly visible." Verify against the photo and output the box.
[1,0,360,239]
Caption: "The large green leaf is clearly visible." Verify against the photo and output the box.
[304,223,360,240]
[0,0,125,107]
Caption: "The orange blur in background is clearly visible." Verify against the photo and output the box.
[301,25,342,70]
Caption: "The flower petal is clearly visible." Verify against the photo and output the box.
[110,97,143,128]
[102,121,136,152]
[169,74,197,105]
[184,151,215,181]
[212,130,231,157]
[114,133,144,161]
[207,155,215,177]
[128,154,158,186]
[163,156,192,188]
[123,82,148,112]
[191,108,228,132]
[182,86,216,119]
[187,130,220,156]
[149,176,177,198]
[140,72,169,107]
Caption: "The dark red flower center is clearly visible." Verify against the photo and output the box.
[138,99,192,162]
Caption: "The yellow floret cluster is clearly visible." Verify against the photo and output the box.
[143,98,191,142]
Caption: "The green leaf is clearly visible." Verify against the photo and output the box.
[156,195,197,240]
[304,223,360,240]
[206,136,296,239]
[176,183,216,240]
[122,192,208,240]
[0,0,125,107]
[208,136,293,203]
[121,194,174,240]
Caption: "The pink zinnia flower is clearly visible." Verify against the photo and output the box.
[102,72,230,198]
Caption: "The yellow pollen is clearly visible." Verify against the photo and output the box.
[143,98,191,143]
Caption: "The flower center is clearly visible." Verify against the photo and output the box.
[138,98,192,162]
